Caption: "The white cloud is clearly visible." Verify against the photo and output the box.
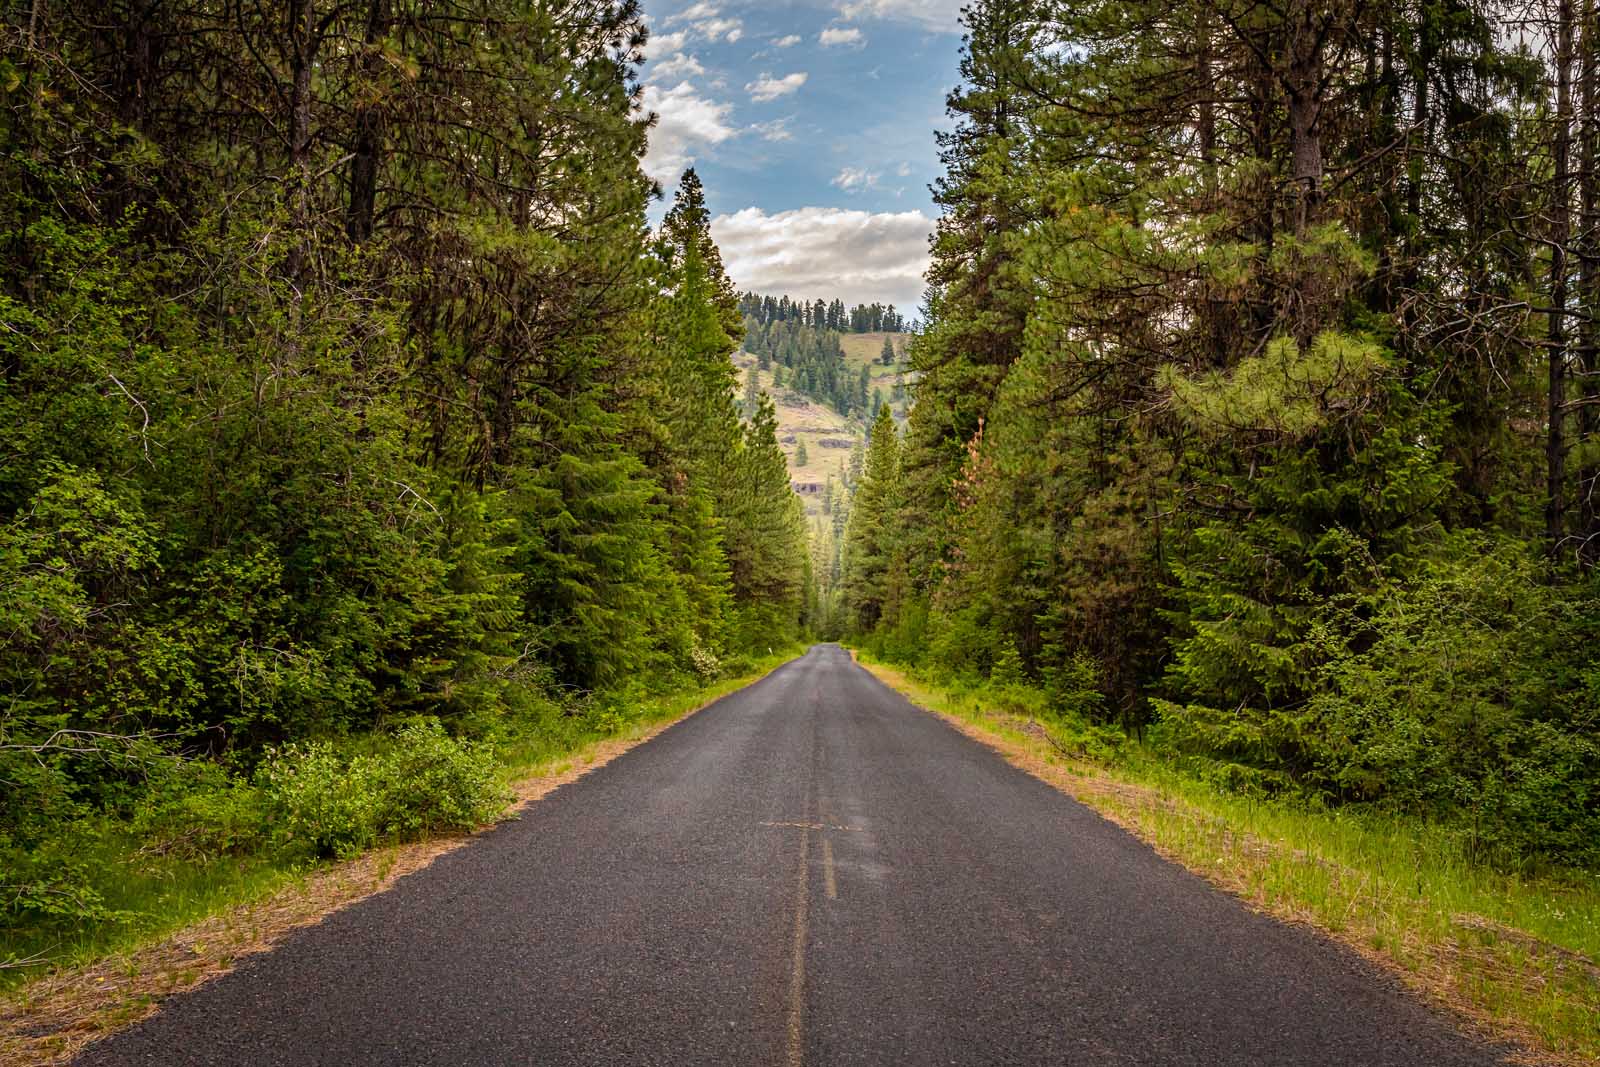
[712,206,932,310]
[836,0,963,31]
[895,161,912,177]
[773,34,802,47]
[819,26,865,47]
[745,71,808,102]
[664,3,743,42]
[752,117,795,142]
[671,2,719,21]
[642,81,738,181]
[831,166,879,191]
[646,29,689,57]
[651,53,705,79]
[699,17,743,41]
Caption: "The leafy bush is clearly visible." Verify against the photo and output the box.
[258,742,382,860]
[923,607,998,684]
[371,719,508,838]
[1043,653,1107,723]
[1153,533,1600,866]
[258,720,509,860]
[0,844,120,930]
[132,768,269,861]
[688,644,722,682]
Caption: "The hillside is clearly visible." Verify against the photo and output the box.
[734,351,856,516]
[734,331,912,517]
[838,332,913,425]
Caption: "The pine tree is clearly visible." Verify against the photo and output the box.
[663,169,744,344]
[841,404,902,632]
[721,395,808,644]
[743,369,761,420]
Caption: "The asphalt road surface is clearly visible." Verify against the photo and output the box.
[77,644,1508,1066]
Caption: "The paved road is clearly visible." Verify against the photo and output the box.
[78,644,1507,1066]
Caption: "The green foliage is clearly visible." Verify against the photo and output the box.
[134,774,272,863]
[259,721,507,861]
[1302,539,1600,866]
[840,404,903,631]
[367,720,509,839]
[989,639,1026,689]
[1,0,811,966]
[258,743,383,860]
[1160,330,1390,440]
[1,848,121,932]
[858,0,1600,874]
[1043,653,1107,723]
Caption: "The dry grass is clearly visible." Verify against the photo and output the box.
[0,679,770,1067]
[855,656,1600,1067]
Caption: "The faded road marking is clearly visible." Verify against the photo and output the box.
[821,838,838,901]
[786,826,810,1067]
[761,820,862,832]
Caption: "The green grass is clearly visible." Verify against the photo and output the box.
[0,648,802,997]
[854,651,1600,1064]
[838,332,910,421]
[0,841,299,995]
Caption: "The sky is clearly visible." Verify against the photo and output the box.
[637,0,967,315]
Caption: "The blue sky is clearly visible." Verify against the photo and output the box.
[638,1,966,313]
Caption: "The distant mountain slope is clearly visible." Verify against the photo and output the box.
[733,329,914,513]
[734,352,858,517]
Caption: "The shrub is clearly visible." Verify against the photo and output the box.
[0,843,120,931]
[132,773,270,861]
[257,742,381,860]
[1043,652,1107,722]
[371,719,508,837]
[257,721,510,859]
[688,644,722,682]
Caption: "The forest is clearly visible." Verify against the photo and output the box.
[0,3,806,962]
[738,291,904,417]
[833,0,1600,871]
[7,0,1600,1020]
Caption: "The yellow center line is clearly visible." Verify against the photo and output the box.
[821,838,838,901]
[786,826,810,1067]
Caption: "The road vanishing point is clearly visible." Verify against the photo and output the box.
[77,644,1508,1066]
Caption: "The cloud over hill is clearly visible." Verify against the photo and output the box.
[712,206,931,311]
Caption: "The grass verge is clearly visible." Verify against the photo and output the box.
[0,649,800,1066]
[851,650,1600,1067]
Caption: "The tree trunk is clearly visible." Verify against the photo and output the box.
[1549,0,1576,555]
[285,0,317,282]
[1579,0,1600,563]
[346,0,389,244]
[1285,0,1324,237]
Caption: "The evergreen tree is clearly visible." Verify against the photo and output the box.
[0,0,821,913]
[663,169,743,344]
[854,0,1600,868]
[743,370,761,420]
[841,404,902,631]
[721,395,809,645]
